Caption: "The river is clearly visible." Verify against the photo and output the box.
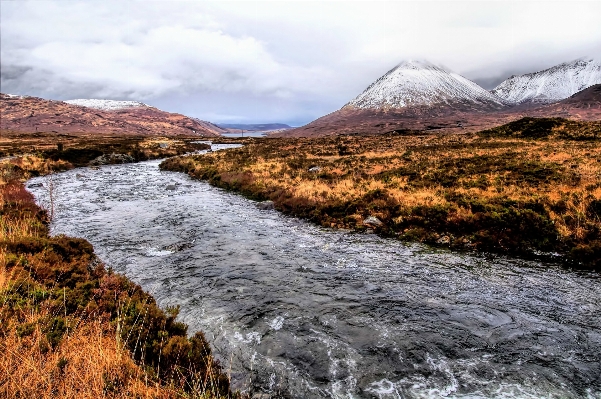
[27,144,601,399]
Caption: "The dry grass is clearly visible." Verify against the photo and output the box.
[0,158,234,399]
[161,118,601,268]
[0,307,175,399]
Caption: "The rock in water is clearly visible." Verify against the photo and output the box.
[256,200,275,210]
[89,153,135,166]
[363,216,383,226]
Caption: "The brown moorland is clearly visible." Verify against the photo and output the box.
[161,117,601,269]
[0,132,211,171]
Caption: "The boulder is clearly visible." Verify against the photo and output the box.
[363,216,383,227]
[436,235,451,245]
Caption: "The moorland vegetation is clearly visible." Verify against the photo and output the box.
[161,117,601,269]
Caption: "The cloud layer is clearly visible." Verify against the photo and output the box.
[2,1,600,125]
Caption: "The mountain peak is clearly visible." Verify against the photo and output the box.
[345,59,505,110]
[392,59,441,70]
[492,57,601,104]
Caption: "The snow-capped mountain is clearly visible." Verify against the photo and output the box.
[345,60,506,110]
[64,99,153,111]
[491,57,601,104]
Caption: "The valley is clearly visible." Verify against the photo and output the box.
[1,53,600,399]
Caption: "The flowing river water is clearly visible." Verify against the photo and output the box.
[27,144,601,399]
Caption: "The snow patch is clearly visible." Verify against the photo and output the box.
[268,316,285,330]
[65,99,155,111]
[492,57,601,104]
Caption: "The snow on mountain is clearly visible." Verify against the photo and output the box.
[345,60,506,110]
[64,99,154,111]
[491,57,601,104]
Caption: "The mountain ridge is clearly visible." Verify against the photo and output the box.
[64,99,154,111]
[274,57,601,138]
[492,57,601,104]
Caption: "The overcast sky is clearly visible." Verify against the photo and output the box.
[2,1,600,125]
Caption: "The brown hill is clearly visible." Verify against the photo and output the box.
[526,84,601,119]
[274,85,601,138]
[0,94,224,137]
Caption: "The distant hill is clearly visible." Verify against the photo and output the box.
[0,94,224,136]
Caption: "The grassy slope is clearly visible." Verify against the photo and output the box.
[0,152,234,398]
[161,118,601,269]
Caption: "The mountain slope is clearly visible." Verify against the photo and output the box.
[526,84,601,120]
[492,57,601,104]
[275,60,511,137]
[0,94,224,136]
[345,60,506,110]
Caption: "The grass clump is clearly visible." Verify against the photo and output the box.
[161,119,601,269]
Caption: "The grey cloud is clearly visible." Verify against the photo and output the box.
[2,1,601,125]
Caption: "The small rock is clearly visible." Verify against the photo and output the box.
[89,153,135,166]
[165,184,177,190]
[436,235,451,245]
[308,166,322,172]
[76,173,85,179]
[363,216,382,226]
[256,200,275,210]
[27,182,43,188]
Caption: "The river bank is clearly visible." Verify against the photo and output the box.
[26,152,601,398]
[160,118,601,270]
[0,148,234,398]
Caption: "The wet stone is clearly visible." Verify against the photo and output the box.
[363,216,383,226]
[256,200,275,210]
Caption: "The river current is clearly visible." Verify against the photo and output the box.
[27,144,601,399]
